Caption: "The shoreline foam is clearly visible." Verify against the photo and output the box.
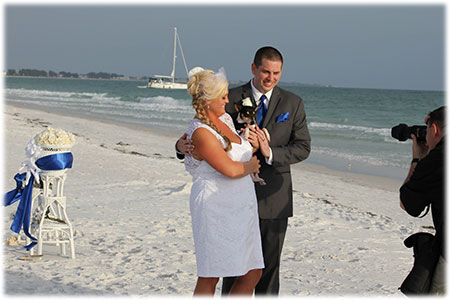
[5,101,408,182]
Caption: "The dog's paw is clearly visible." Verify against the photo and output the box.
[251,173,267,186]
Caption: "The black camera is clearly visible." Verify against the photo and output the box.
[391,123,427,142]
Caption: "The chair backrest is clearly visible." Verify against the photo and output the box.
[40,170,68,198]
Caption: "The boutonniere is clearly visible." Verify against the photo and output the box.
[241,97,253,107]
[276,112,290,123]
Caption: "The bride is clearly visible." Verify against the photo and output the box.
[184,68,264,295]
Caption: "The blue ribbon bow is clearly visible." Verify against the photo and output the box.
[36,152,73,170]
[4,173,37,250]
[4,152,73,251]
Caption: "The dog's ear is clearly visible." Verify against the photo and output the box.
[234,103,240,112]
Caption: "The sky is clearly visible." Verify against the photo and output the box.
[3,2,446,91]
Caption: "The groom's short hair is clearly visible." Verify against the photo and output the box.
[254,46,283,68]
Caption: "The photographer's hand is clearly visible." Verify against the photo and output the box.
[402,134,428,186]
[411,134,428,160]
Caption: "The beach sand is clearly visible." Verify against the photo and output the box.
[2,104,434,296]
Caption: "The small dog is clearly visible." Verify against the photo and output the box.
[235,97,270,186]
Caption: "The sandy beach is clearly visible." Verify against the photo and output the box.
[3,104,434,296]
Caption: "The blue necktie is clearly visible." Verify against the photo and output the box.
[256,95,267,127]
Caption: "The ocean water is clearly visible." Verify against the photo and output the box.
[4,77,445,179]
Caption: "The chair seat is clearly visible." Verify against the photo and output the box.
[40,219,71,229]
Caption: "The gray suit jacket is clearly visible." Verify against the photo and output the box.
[226,82,311,219]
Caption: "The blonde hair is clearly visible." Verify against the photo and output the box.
[188,69,231,152]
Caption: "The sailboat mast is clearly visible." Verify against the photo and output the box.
[171,27,177,84]
[176,31,189,77]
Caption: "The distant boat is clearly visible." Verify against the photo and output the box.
[138,27,189,90]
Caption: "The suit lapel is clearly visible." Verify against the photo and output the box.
[262,86,281,128]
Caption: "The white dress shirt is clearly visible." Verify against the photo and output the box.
[250,79,274,165]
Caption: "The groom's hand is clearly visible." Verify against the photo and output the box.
[176,133,194,156]
[250,125,271,159]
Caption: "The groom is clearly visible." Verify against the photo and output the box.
[176,46,311,295]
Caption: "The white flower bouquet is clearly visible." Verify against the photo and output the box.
[34,127,75,151]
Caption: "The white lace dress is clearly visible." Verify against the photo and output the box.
[184,113,264,278]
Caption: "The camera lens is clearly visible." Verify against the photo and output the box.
[391,123,409,141]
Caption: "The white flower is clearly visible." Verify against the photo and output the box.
[34,127,75,147]
[242,97,253,107]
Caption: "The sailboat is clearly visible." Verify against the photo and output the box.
[138,27,189,89]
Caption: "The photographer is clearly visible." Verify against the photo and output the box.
[400,106,446,294]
